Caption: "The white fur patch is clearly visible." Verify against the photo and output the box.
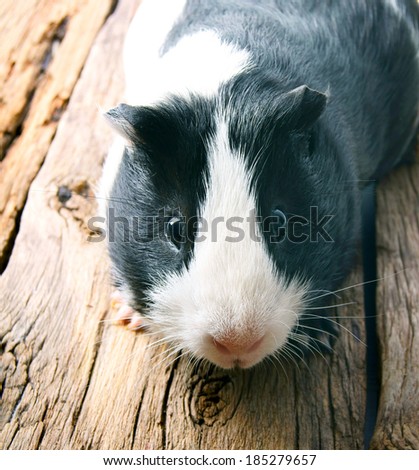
[123,0,187,84]
[123,1,250,105]
[146,119,308,369]
[98,136,125,219]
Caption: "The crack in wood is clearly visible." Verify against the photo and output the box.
[69,319,106,443]
[34,400,49,449]
[0,17,69,161]
[0,189,27,274]
[293,370,300,449]
[160,356,180,449]
[40,18,69,75]
[130,388,146,449]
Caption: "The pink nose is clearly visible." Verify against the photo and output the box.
[212,335,265,355]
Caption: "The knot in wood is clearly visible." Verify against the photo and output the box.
[190,376,236,426]
[57,185,72,204]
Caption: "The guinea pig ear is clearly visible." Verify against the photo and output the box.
[280,85,328,131]
[103,103,147,145]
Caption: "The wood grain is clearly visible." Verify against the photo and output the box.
[0,0,115,270]
[371,148,419,449]
[1,0,415,450]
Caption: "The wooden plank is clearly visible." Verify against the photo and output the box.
[0,0,367,449]
[0,0,66,158]
[371,147,419,449]
[0,0,115,269]
[0,0,141,450]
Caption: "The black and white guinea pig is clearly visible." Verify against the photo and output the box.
[98,0,419,369]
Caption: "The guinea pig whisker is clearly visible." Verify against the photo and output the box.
[143,341,172,354]
[289,331,316,355]
[146,352,183,378]
[290,310,336,363]
[284,345,304,371]
[147,342,181,360]
[304,289,342,300]
[305,313,380,320]
[172,349,194,367]
[266,354,287,381]
[187,356,196,373]
[163,349,190,370]
[278,342,303,374]
[267,353,290,383]
[292,325,335,352]
[304,337,330,363]
[146,333,175,348]
[190,356,208,376]
[307,269,407,303]
[144,341,183,358]
[299,314,366,346]
[197,357,207,372]
[284,342,311,376]
[144,334,181,350]
[299,339,330,372]
[146,347,187,376]
[304,301,357,310]
[184,353,198,375]
[305,339,331,368]
[297,323,337,338]
[292,348,313,375]
[291,332,332,367]
[266,333,290,380]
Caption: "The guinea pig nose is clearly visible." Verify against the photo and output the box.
[212,336,265,355]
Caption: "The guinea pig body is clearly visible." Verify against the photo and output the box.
[100,0,419,369]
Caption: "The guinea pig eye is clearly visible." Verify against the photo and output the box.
[165,217,185,249]
[265,208,288,242]
[271,208,287,228]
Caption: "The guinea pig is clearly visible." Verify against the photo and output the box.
[98,0,419,369]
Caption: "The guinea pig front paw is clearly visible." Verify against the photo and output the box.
[110,291,144,331]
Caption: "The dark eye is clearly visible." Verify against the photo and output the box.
[264,208,288,242]
[271,208,287,228]
[165,216,185,249]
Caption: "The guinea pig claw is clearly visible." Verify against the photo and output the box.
[114,304,135,325]
[110,291,144,331]
[127,315,144,331]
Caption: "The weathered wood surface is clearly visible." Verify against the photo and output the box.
[0,0,116,270]
[0,0,416,450]
[371,149,419,449]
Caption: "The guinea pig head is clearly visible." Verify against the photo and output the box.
[104,80,334,369]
